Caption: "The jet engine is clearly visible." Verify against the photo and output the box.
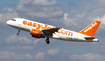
[30,29,45,38]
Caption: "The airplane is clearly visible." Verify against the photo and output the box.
[6,18,101,44]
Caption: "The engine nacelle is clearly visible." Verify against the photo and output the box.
[30,29,44,38]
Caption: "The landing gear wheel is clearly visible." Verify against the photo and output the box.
[16,33,19,36]
[46,38,50,44]
[16,30,20,36]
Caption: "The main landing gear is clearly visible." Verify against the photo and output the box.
[46,38,50,44]
[16,30,20,36]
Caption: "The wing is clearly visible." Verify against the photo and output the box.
[42,27,62,37]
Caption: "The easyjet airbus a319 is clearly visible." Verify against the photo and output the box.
[6,18,101,44]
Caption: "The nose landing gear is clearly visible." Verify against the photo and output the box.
[16,30,20,36]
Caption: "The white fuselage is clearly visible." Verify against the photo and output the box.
[6,18,99,42]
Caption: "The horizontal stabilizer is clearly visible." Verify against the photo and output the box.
[85,37,95,40]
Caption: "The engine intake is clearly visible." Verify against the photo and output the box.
[30,29,45,38]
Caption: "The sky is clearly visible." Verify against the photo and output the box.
[1,0,105,61]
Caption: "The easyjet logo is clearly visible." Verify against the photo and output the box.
[23,20,53,29]
[84,22,97,33]
[23,20,73,36]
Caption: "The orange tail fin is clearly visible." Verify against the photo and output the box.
[78,20,101,37]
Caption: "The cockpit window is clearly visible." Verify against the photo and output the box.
[11,19,16,21]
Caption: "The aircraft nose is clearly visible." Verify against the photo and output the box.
[6,21,11,25]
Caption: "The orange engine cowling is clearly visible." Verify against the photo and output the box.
[30,29,41,38]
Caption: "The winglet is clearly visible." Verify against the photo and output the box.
[78,20,101,37]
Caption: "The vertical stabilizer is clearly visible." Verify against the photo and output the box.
[78,20,101,37]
